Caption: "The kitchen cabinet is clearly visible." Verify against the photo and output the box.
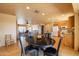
[63,32,74,48]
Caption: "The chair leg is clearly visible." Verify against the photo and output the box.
[56,53,58,56]
[36,49,39,56]
[21,50,23,56]
[37,51,39,56]
[44,54,45,56]
[43,52,45,56]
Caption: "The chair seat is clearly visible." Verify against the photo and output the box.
[40,45,53,50]
[25,45,35,51]
[44,52,57,56]
[44,47,57,56]
[25,45,39,55]
[25,49,37,56]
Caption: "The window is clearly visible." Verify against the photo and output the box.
[32,25,38,30]
[18,26,26,33]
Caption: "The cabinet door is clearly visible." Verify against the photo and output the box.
[64,34,74,48]
[68,16,74,28]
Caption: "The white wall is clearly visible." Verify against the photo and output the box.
[0,13,16,47]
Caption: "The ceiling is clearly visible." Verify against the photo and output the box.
[0,3,74,24]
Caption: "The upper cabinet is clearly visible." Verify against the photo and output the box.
[68,16,74,28]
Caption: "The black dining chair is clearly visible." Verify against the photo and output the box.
[43,37,63,56]
[39,33,55,50]
[18,35,38,56]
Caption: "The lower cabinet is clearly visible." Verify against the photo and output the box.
[63,33,74,48]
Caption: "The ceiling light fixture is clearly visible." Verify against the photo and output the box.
[62,14,65,16]
[26,6,30,10]
[34,10,39,13]
[42,13,45,16]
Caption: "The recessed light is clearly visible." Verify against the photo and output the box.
[42,13,45,16]
[26,6,30,10]
[62,14,65,16]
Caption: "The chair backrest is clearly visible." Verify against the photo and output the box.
[5,34,11,41]
[56,37,63,55]
[19,35,29,56]
[44,33,54,45]
[5,34,12,45]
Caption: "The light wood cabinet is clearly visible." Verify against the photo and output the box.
[68,16,74,28]
[63,33,74,48]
